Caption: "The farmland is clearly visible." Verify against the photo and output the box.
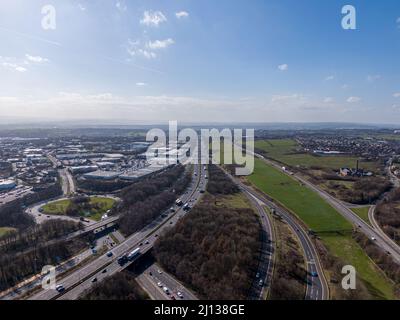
[247,159,396,299]
[255,139,380,172]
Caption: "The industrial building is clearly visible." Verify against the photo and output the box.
[83,170,122,180]
[0,179,17,191]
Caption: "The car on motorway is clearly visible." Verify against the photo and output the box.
[311,271,318,277]
[157,269,162,274]
[371,237,376,241]
[177,292,184,299]
[163,287,170,295]
[155,234,159,238]
[200,190,205,194]
[92,277,97,283]
[157,282,163,287]
[145,240,150,244]
[117,255,128,266]
[258,280,263,287]
[106,251,113,257]
[56,285,65,293]
[102,269,107,274]
[256,272,260,279]
[127,248,141,261]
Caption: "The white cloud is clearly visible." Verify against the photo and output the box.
[15,66,27,72]
[393,93,400,98]
[278,64,288,71]
[140,11,167,27]
[347,96,361,103]
[342,84,349,89]
[116,1,127,12]
[367,74,381,82]
[0,56,28,72]
[176,11,189,19]
[136,82,147,86]
[25,54,48,64]
[78,3,86,11]
[397,17,400,24]
[324,97,334,103]
[126,39,157,59]
[147,38,175,50]
[325,75,335,81]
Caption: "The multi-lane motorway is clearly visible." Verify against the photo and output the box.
[267,158,400,264]
[220,168,274,300]
[223,167,328,300]
[29,164,206,300]
[136,263,198,300]
[245,147,400,265]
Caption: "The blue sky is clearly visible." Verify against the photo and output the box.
[0,0,400,124]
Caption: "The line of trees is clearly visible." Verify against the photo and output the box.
[117,165,191,236]
[0,233,89,292]
[154,203,261,300]
[0,182,63,232]
[154,166,262,300]
[0,204,34,232]
[330,176,391,204]
[0,220,83,254]
[269,219,306,300]
[206,165,239,195]
[375,188,400,245]
[80,272,148,300]
[353,231,400,296]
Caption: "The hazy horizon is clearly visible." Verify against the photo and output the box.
[1,1,400,123]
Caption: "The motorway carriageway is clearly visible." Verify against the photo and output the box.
[29,164,205,300]
[225,170,328,300]
[136,263,198,300]
[252,150,400,265]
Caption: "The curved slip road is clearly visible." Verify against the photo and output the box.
[28,164,205,300]
[224,169,328,300]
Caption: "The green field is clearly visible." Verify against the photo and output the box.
[0,227,17,237]
[247,159,396,299]
[41,199,71,215]
[42,197,115,221]
[249,159,352,232]
[351,207,372,226]
[255,139,379,172]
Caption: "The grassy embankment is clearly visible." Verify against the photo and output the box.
[351,206,372,226]
[0,227,17,237]
[42,197,115,221]
[247,158,396,300]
